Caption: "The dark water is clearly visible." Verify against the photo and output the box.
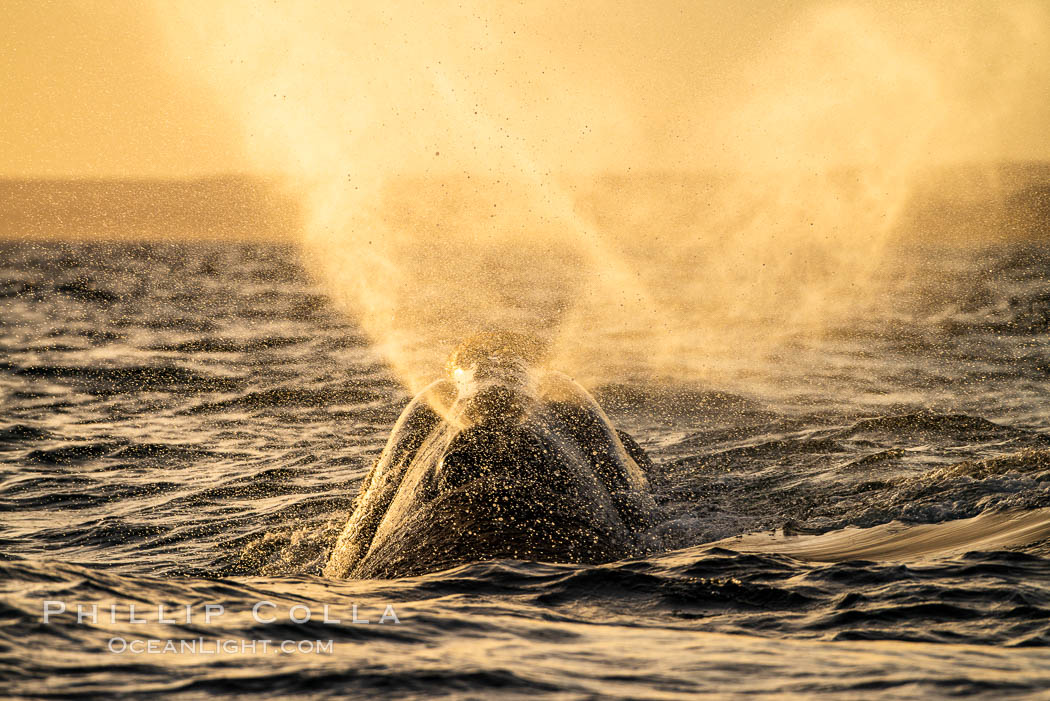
[2,239,1050,699]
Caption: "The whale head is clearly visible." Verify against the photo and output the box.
[323,331,655,579]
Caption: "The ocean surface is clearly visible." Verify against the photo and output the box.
[2,237,1050,699]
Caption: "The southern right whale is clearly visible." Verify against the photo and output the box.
[324,332,657,579]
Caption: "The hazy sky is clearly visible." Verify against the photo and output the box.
[1,0,247,177]
[3,0,1049,178]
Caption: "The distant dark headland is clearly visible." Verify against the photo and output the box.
[1,163,1047,242]
[0,176,301,241]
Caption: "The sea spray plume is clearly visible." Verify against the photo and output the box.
[152,0,1050,392]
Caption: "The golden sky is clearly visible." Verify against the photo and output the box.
[3,0,1049,178]
[1,0,247,177]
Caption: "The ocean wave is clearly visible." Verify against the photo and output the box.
[3,240,1050,696]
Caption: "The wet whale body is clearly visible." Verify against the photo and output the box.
[324,333,657,579]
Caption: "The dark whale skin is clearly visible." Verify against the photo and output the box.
[325,377,656,579]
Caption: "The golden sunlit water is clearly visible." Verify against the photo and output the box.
[4,1,1050,698]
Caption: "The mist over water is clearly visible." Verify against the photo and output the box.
[7,5,1050,696]
[153,0,1050,392]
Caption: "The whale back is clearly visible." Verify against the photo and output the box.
[323,343,655,579]
[349,413,634,578]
